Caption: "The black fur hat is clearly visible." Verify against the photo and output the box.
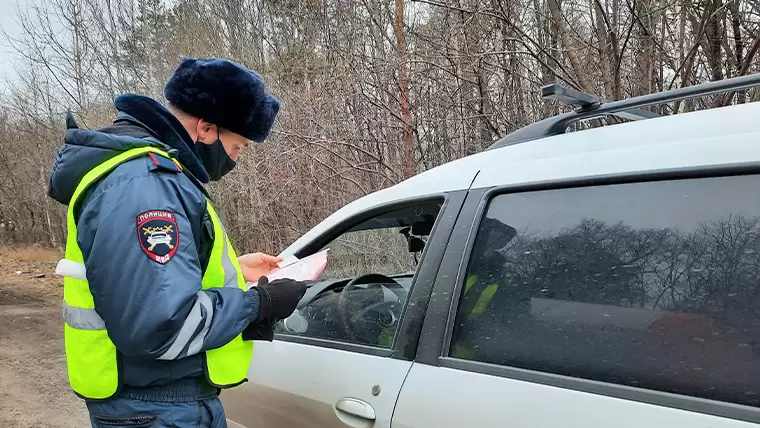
[164,57,280,142]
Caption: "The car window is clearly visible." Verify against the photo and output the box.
[276,200,442,349]
[319,227,418,280]
[450,175,760,408]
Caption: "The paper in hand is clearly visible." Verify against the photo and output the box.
[248,250,328,288]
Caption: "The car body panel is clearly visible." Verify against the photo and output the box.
[392,364,760,428]
[408,172,760,426]
[221,340,412,428]
[471,132,760,190]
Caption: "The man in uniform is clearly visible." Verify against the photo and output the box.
[451,217,517,359]
[48,57,307,427]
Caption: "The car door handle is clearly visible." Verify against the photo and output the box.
[334,398,376,420]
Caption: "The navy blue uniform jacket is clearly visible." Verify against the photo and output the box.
[48,94,261,388]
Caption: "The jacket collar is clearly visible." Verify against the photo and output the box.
[114,94,210,183]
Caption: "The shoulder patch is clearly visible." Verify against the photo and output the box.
[148,152,182,173]
[137,210,179,264]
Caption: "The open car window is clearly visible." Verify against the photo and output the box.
[319,226,420,280]
[275,200,443,349]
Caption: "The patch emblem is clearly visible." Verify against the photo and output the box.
[137,210,179,264]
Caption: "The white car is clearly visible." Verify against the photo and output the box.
[222,75,760,427]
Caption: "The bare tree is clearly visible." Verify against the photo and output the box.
[2,0,760,250]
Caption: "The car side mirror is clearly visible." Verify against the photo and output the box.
[400,227,426,253]
[408,236,425,253]
[411,217,434,235]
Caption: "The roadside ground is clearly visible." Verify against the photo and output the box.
[0,246,89,428]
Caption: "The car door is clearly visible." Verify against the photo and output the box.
[393,175,760,427]
[222,191,467,428]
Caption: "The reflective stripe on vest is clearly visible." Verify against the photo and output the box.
[62,147,253,400]
[463,274,499,320]
[202,202,253,387]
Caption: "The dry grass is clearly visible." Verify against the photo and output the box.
[0,246,64,291]
[0,246,62,262]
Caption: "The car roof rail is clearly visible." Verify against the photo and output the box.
[487,73,760,150]
[542,84,663,121]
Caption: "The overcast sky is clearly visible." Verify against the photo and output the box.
[0,0,24,90]
[0,0,421,92]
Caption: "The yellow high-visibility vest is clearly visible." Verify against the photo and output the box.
[451,274,500,359]
[462,274,499,320]
[61,146,253,399]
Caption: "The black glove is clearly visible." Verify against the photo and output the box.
[242,319,275,342]
[252,276,307,322]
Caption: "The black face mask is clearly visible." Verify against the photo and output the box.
[196,139,236,181]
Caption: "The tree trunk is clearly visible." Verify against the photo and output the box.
[548,0,591,91]
[394,0,415,178]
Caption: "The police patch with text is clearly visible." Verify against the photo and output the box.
[137,210,179,264]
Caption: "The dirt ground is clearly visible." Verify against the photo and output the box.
[0,247,90,428]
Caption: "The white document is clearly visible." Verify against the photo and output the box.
[248,249,329,288]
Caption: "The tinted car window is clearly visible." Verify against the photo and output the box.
[451,176,760,407]
[276,202,442,348]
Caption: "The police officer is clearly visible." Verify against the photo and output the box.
[48,57,308,427]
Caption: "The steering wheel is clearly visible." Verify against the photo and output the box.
[337,273,407,343]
